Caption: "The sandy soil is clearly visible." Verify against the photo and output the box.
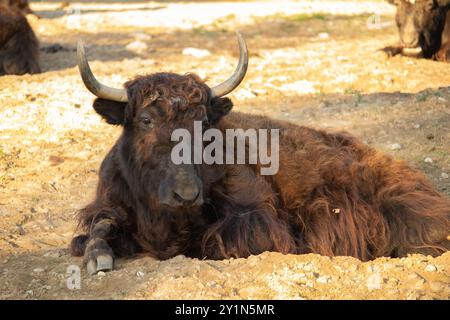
[0,0,449,300]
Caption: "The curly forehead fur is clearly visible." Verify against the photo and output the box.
[125,73,209,112]
[118,72,232,124]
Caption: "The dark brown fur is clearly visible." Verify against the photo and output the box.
[0,0,34,14]
[71,73,450,271]
[0,3,40,75]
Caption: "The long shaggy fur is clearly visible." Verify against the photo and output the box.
[71,73,450,263]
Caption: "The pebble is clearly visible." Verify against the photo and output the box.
[126,41,148,54]
[318,32,330,39]
[136,271,145,278]
[429,281,448,293]
[132,32,152,41]
[33,268,45,273]
[424,264,437,272]
[17,225,26,235]
[235,88,257,100]
[26,290,33,296]
[414,281,426,290]
[413,124,421,129]
[387,278,399,285]
[316,275,331,284]
[366,273,382,290]
[408,273,423,280]
[406,292,420,300]
[367,264,378,273]
[424,157,433,164]
[97,271,106,277]
[301,262,314,272]
[318,101,330,108]
[441,172,449,179]
[390,143,402,150]
[44,251,62,258]
[251,89,267,96]
[182,48,211,58]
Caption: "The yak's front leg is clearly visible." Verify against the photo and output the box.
[71,215,118,275]
[84,219,115,275]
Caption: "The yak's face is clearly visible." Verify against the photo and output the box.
[94,73,232,211]
[77,33,247,212]
[390,0,450,56]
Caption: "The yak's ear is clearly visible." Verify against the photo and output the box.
[207,97,233,125]
[93,98,127,125]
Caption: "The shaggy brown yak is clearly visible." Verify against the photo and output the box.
[0,2,40,75]
[71,33,450,275]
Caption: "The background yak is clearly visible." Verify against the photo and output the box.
[383,0,450,61]
[0,1,40,75]
[71,34,450,275]
[0,0,34,15]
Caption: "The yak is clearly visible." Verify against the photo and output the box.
[0,0,34,15]
[0,2,40,75]
[383,0,450,61]
[71,33,450,275]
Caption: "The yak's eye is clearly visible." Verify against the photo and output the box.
[140,117,154,129]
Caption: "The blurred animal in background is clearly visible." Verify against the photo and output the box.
[70,34,449,275]
[0,0,35,15]
[382,0,450,61]
[0,2,40,75]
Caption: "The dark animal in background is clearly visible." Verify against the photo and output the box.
[0,0,34,15]
[383,0,450,61]
[71,33,449,275]
[0,2,40,75]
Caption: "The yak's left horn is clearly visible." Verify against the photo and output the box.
[77,40,128,102]
[210,31,249,98]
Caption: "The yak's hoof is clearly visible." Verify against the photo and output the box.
[87,254,113,275]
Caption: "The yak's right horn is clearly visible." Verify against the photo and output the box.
[77,40,128,102]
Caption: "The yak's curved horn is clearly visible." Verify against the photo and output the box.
[210,32,249,98]
[77,40,128,102]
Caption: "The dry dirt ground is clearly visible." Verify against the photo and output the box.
[0,0,449,300]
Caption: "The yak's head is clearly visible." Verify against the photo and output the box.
[77,33,248,212]
[389,0,450,57]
